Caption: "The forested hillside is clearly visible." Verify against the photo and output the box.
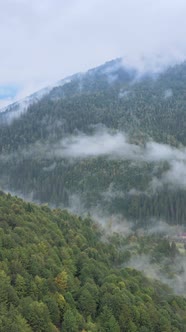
[0,191,186,331]
[0,59,186,224]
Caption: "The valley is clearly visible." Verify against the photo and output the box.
[0,58,186,331]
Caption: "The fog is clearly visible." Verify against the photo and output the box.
[151,160,186,190]
[164,89,173,99]
[60,129,186,163]
[1,0,186,106]
[1,128,185,190]
[61,130,186,190]
[126,253,186,295]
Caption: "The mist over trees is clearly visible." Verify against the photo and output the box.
[0,58,186,330]
[0,59,186,225]
[0,192,185,331]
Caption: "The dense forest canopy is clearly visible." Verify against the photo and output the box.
[0,59,186,225]
[0,59,186,331]
[0,191,186,331]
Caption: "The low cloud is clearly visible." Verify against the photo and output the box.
[61,130,186,161]
[62,130,141,159]
[1,128,186,190]
[43,162,57,172]
[118,89,131,99]
[123,221,186,295]
[143,220,184,236]
[60,129,186,190]
[1,0,186,106]
[164,89,173,99]
[151,160,186,190]
[126,253,186,296]
[101,183,126,203]
[164,161,186,187]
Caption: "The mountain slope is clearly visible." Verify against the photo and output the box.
[0,73,78,124]
[0,59,186,225]
[0,192,186,331]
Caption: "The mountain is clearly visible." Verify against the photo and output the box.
[0,74,78,124]
[0,58,186,225]
[0,58,136,122]
[0,191,186,331]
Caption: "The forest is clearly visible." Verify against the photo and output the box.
[0,59,186,224]
[0,191,186,331]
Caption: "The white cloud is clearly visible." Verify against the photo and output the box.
[60,129,186,189]
[151,160,186,190]
[61,130,186,163]
[1,128,186,191]
[164,89,173,99]
[1,127,185,190]
[62,131,141,159]
[126,253,186,295]
[1,0,186,105]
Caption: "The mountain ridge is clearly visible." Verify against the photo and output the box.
[0,58,186,225]
[0,57,140,122]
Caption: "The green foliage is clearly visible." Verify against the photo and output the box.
[0,193,185,330]
[0,62,186,224]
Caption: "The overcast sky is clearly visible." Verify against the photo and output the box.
[1,0,186,107]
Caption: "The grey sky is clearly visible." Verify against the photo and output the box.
[1,0,186,106]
